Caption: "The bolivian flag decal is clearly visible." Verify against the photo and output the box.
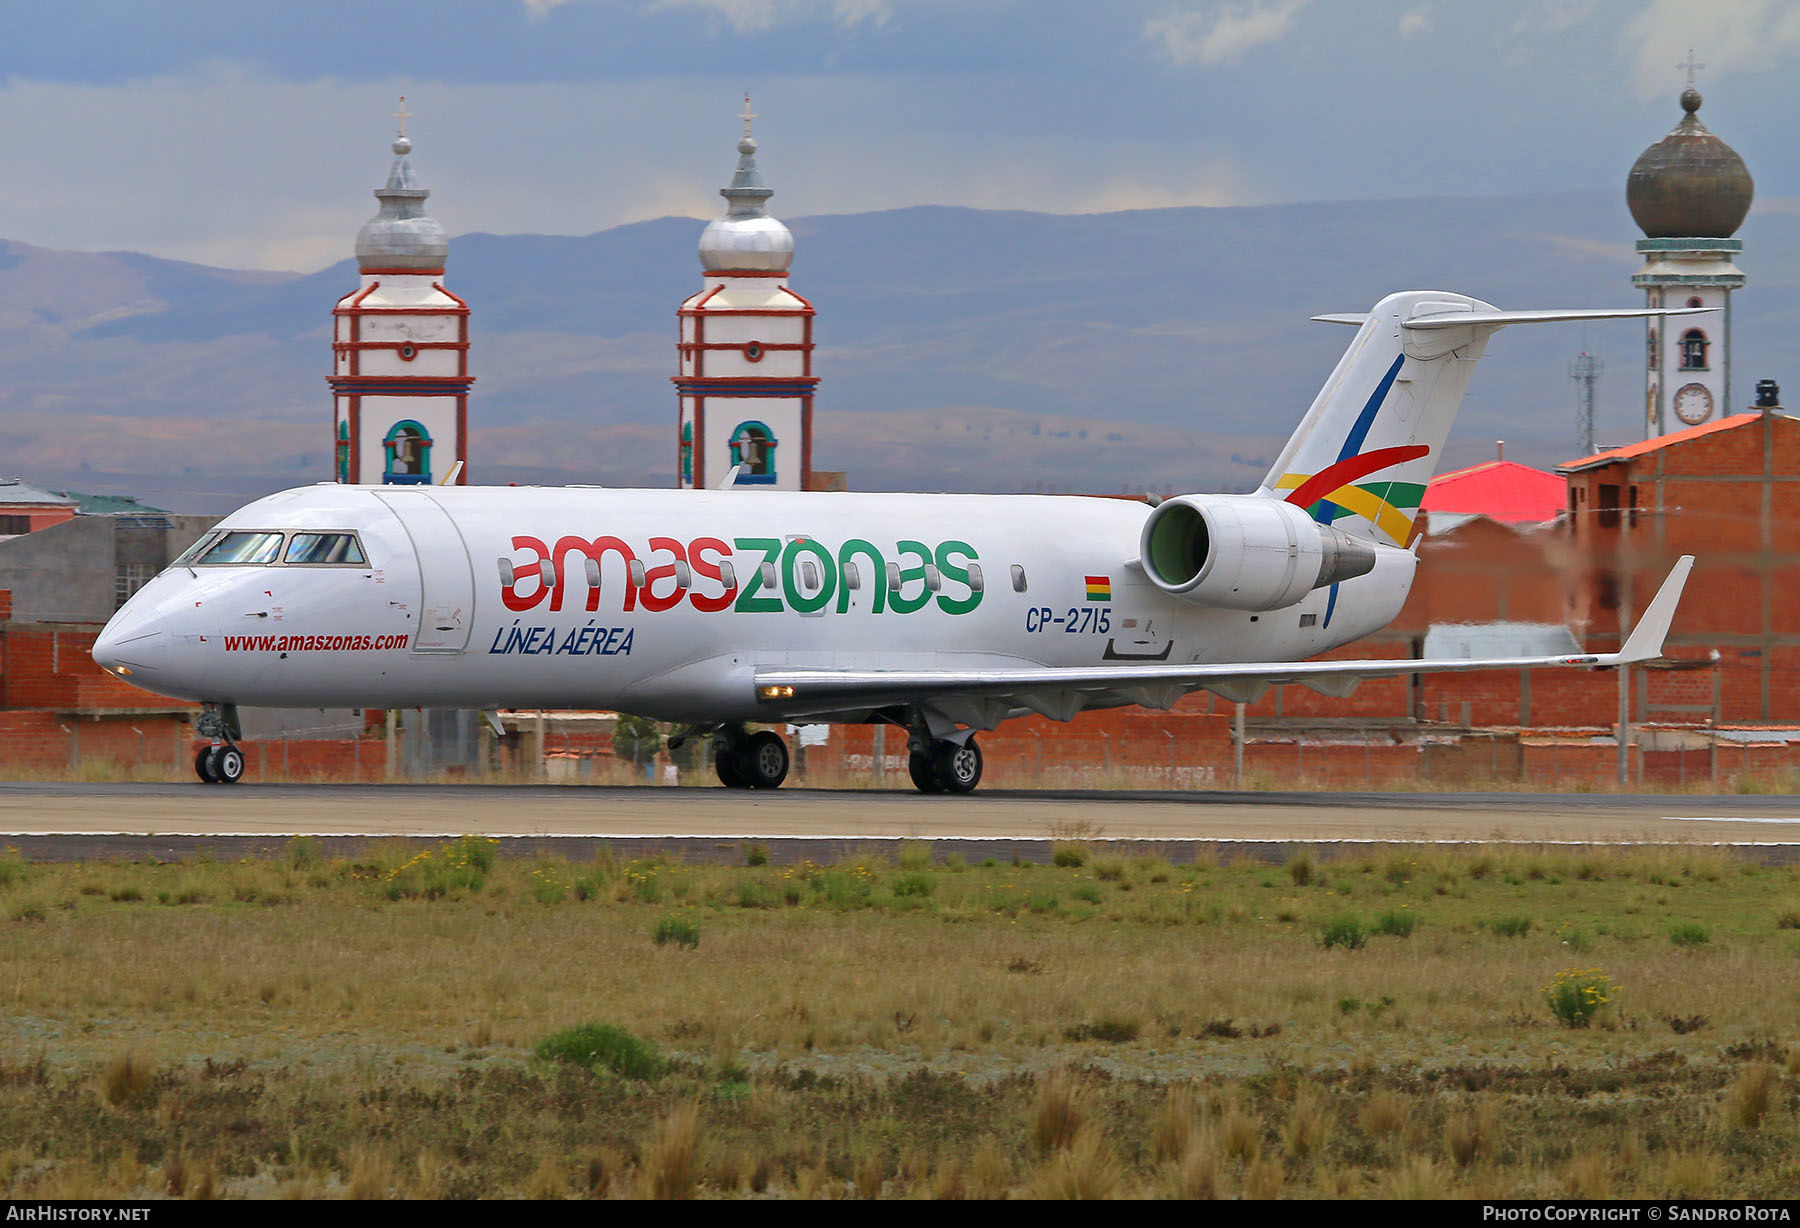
[1085,575,1111,602]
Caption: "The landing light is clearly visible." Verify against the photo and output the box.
[111,666,132,676]
[759,685,795,700]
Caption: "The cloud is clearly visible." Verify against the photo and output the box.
[1620,0,1800,101]
[527,0,895,32]
[1145,0,1310,67]
[1397,5,1430,40]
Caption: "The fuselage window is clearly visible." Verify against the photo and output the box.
[967,563,984,592]
[285,532,366,565]
[1010,564,1028,593]
[197,531,285,566]
[843,561,862,590]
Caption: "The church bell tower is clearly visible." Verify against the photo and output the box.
[331,102,473,485]
[674,100,815,491]
[1627,60,1753,436]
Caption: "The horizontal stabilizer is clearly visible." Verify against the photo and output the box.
[1310,313,1369,326]
[1404,306,1713,330]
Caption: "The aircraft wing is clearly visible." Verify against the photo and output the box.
[754,557,1693,724]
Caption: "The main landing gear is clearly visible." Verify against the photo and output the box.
[713,726,790,790]
[908,735,983,795]
[193,703,246,785]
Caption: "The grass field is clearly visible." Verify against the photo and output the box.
[1,837,1797,1198]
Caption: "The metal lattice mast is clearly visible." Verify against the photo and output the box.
[1570,351,1603,455]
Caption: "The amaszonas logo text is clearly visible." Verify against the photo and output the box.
[500,534,984,616]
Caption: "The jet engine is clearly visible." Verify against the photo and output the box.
[1138,494,1377,611]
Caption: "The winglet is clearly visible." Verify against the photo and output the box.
[717,464,744,490]
[440,460,465,486]
[1616,555,1695,663]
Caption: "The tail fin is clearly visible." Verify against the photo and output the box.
[1259,291,1709,546]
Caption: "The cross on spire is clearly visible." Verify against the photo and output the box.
[395,96,411,137]
[1677,49,1704,88]
[740,93,756,140]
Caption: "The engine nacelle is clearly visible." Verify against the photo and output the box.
[1138,494,1378,611]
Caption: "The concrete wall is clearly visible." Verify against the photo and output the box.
[0,514,217,623]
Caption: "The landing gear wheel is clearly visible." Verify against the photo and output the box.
[932,737,983,794]
[213,745,245,785]
[715,747,749,789]
[195,746,220,784]
[743,731,789,789]
[908,751,945,794]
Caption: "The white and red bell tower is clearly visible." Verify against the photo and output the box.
[331,102,472,486]
[675,100,815,491]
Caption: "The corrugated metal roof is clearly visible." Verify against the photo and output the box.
[0,478,77,508]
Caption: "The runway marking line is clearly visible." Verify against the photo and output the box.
[1663,816,1800,825]
[7,832,1800,847]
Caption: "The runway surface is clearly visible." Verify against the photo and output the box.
[2,781,1797,863]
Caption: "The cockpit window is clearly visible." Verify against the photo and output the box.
[172,531,223,567]
[196,531,285,565]
[285,532,366,565]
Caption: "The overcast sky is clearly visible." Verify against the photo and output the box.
[0,0,1793,271]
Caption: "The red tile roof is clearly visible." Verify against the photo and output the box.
[1421,460,1565,524]
[1556,412,1786,473]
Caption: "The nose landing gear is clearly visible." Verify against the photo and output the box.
[193,703,246,785]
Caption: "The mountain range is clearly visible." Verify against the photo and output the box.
[1,191,1794,512]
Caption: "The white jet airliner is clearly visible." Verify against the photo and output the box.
[93,291,1700,791]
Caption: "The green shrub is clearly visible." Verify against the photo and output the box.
[1072,882,1103,905]
[735,879,779,909]
[892,872,936,898]
[898,842,932,871]
[1544,967,1615,1028]
[284,836,324,871]
[1052,843,1088,868]
[1668,921,1711,947]
[1489,916,1532,938]
[743,843,769,868]
[1374,909,1416,938]
[1287,850,1315,887]
[1322,915,1367,950]
[535,1023,665,1080]
[447,834,498,875]
[653,914,701,949]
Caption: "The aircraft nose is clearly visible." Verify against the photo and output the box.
[93,609,172,675]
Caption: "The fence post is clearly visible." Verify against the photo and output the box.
[872,724,885,784]
[1030,728,1042,784]
[1232,703,1244,788]
[1164,729,1175,787]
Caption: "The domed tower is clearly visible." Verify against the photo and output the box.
[330,102,473,485]
[674,100,816,491]
[1628,68,1753,436]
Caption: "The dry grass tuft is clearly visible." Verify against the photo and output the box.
[1028,1125,1122,1200]
[1219,1093,1260,1162]
[644,1100,702,1200]
[1243,1153,1284,1199]
[101,1052,154,1107]
[346,1148,394,1200]
[1358,1089,1410,1142]
[1152,1083,1198,1163]
[1660,1147,1725,1199]
[1724,1062,1781,1130]
[967,1138,1011,1199]
[1031,1067,1088,1152]
[1564,1149,1613,1199]
[1282,1085,1333,1160]
[1380,1155,1452,1199]
[1444,1097,1499,1168]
